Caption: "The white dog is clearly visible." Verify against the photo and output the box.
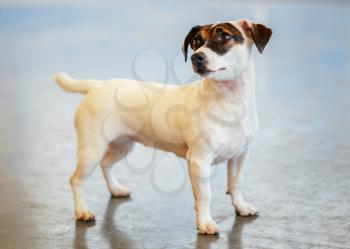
[54,19,272,235]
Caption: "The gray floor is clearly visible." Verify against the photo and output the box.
[1,1,350,249]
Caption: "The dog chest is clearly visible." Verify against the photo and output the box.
[206,124,248,163]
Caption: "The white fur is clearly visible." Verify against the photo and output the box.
[54,20,262,235]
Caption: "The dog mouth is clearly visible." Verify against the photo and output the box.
[195,67,226,76]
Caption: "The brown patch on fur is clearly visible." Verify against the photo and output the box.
[213,23,244,44]
[206,22,244,55]
[182,22,245,60]
[191,24,211,51]
[239,19,254,41]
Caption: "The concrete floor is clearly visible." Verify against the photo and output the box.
[1,1,350,249]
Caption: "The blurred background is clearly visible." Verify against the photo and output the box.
[0,1,349,249]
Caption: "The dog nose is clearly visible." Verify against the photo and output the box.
[191,52,206,65]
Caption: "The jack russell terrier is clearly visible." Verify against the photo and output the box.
[54,19,272,235]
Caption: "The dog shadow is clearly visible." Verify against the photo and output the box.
[195,215,258,249]
[227,215,258,249]
[73,197,133,249]
[195,233,220,249]
[101,197,135,249]
[74,219,96,249]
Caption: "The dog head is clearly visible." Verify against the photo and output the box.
[182,19,272,81]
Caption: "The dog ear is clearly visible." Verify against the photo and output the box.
[250,23,272,54]
[182,25,202,62]
[239,19,272,54]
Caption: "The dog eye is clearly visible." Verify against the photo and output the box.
[222,33,232,41]
[193,38,203,47]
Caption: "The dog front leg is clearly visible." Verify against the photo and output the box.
[187,152,218,235]
[227,148,258,216]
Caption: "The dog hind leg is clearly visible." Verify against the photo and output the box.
[100,140,134,197]
[70,112,107,221]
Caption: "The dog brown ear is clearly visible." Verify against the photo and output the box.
[250,23,272,54]
[182,25,201,62]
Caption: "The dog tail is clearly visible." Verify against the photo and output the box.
[53,73,102,94]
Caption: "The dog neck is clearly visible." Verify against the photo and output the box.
[200,63,255,102]
[197,61,259,135]
[208,77,245,94]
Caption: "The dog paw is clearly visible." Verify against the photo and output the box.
[234,202,258,216]
[75,209,96,222]
[110,186,131,198]
[197,219,219,235]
